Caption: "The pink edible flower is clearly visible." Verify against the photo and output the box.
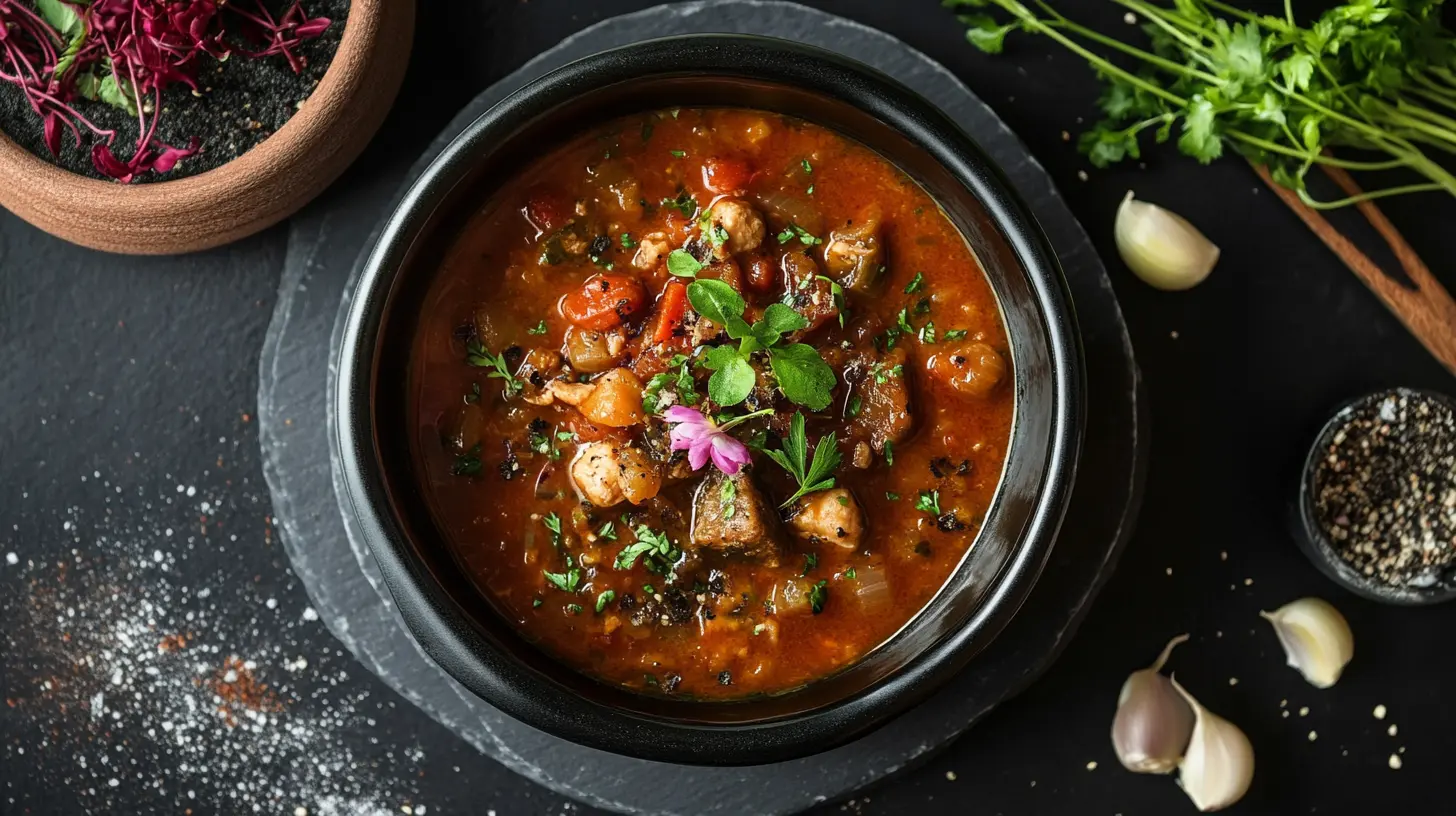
[664,406,753,476]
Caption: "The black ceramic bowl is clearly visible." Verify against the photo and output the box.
[334,35,1083,765]
[1293,387,1456,606]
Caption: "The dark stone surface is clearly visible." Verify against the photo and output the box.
[4,1,1456,814]
[257,3,1141,813]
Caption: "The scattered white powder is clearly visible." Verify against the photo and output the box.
[3,483,425,813]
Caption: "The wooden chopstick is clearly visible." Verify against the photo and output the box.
[1252,161,1456,377]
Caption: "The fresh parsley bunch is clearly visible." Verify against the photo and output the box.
[950,0,1456,208]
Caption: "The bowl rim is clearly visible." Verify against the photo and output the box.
[0,0,413,255]
[1294,386,1456,606]
[334,33,1084,764]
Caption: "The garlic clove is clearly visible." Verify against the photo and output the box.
[1111,634,1194,774]
[1114,192,1220,291]
[1260,597,1354,689]
[1172,676,1255,813]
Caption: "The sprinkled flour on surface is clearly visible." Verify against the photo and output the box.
[2,474,428,814]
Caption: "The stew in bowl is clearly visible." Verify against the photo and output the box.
[412,107,1014,698]
[336,34,1080,764]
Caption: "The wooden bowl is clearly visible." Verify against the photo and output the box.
[0,0,414,255]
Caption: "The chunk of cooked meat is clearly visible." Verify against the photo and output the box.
[689,470,781,566]
[569,440,662,507]
[707,198,765,256]
[823,206,884,293]
[632,231,671,271]
[779,250,838,334]
[545,379,595,407]
[517,348,564,405]
[787,488,865,549]
[846,345,914,453]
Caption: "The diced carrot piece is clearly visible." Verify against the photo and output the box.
[651,280,689,345]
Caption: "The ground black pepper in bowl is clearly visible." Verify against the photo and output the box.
[1303,389,1456,602]
[0,0,349,184]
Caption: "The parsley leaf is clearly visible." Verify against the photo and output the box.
[776,223,823,246]
[903,271,924,294]
[464,340,523,396]
[763,412,841,507]
[720,478,737,520]
[809,580,828,614]
[542,512,563,547]
[915,490,942,516]
[660,189,697,217]
[620,232,637,249]
[597,521,618,541]
[615,525,678,571]
[801,552,818,577]
[450,444,482,476]
[943,329,969,341]
[543,565,580,592]
[595,590,616,613]
[527,320,548,335]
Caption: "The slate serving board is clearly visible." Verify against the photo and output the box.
[257,2,1146,813]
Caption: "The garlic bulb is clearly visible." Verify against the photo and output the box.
[1114,192,1220,291]
[1172,677,1255,812]
[1260,598,1354,689]
[1111,634,1194,774]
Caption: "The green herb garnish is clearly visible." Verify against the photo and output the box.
[527,320,548,335]
[666,249,703,278]
[950,0,1456,207]
[801,552,818,577]
[903,271,925,294]
[687,280,836,410]
[763,412,841,507]
[809,580,829,614]
[595,590,616,614]
[844,567,857,579]
[464,340,523,396]
[776,223,823,246]
[543,512,563,547]
[720,478,737,521]
[615,525,678,571]
[597,521,618,541]
[884,440,895,467]
[450,444,483,476]
[670,149,687,158]
[660,189,697,217]
[943,329,969,341]
[915,489,942,517]
[543,565,580,592]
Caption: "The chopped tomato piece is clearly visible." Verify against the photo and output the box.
[523,186,571,235]
[561,274,648,331]
[742,252,776,293]
[702,156,753,194]
[652,280,689,345]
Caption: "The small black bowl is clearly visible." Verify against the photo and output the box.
[334,35,1084,764]
[1293,387,1456,606]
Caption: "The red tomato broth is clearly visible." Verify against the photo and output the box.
[410,107,1014,698]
